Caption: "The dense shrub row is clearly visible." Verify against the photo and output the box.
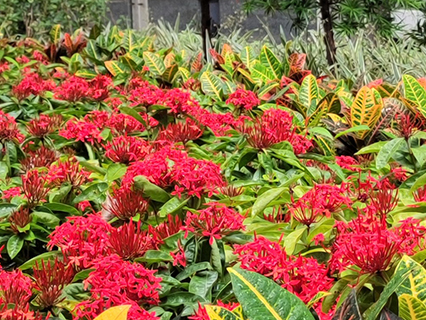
[1,27,426,320]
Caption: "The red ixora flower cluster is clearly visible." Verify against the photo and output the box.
[54,75,113,102]
[288,184,352,226]
[75,254,161,320]
[234,236,333,319]
[12,72,55,100]
[331,210,426,274]
[124,145,226,198]
[60,110,157,145]
[0,267,45,320]
[104,135,152,164]
[182,202,246,244]
[26,114,63,138]
[226,88,260,110]
[239,108,313,153]
[0,110,24,143]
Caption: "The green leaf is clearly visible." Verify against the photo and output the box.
[355,141,388,155]
[176,262,212,281]
[0,203,18,218]
[143,52,166,76]
[43,202,80,215]
[364,256,417,320]
[0,161,8,180]
[403,75,426,119]
[7,235,24,259]
[229,267,315,320]
[72,182,108,205]
[309,127,333,139]
[105,60,127,76]
[410,172,426,194]
[205,305,243,320]
[399,294,426,320]
[189,271,218,299]
[335,125,370,139]
[412,145,426,168]
[376,138,405,169]
[32,211,60,228]
[251,63,275,84]
[49,24,61,44]
[106,163,127,182]
[138,250,172,264]
[395,256,426,302]
[299,74,319,115]
[133,176,170,203]
[251,187,288,217]
[284,226,307,255]
[19,251,61,270]
[200,71,224,101]
[259,46,281,79]
[158,197,189,217]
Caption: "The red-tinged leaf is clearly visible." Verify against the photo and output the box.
[331,290,362,320]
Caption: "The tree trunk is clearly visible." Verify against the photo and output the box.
[199,0,211,59]
[319,0,337,68]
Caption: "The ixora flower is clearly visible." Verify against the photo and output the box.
[182,202,246,245]
[331,210,426,274]
[104,135,152,164]
[0,110,24,143]
[234,236,332,316]
[238,108,313,153]
[48,214,112,269]
[158,118,204,144]
[288,184,352,226]
[102,186,149,221]
[75,254,161,320]
[12,72,55,100]
[26,114,63,138]
[21,169,50,206]
[226,89,260,110]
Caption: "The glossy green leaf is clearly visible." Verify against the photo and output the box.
[376,138,405,169]
[133,175,170,203]
[229,267,314,320]
[251,187,287,217]
[7,234,24,259]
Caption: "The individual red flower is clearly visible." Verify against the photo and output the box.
[170,156,226,198]
[20,146,58,171]
[390,166,408,182]
[149,214,183,244]
[88,74,113,101]
[48,214,112,269]
[54,75,90,102]
[395,112,425,139]
[129,80,164,106]
[414,186,426,202]
[0,62,9,73]
[161,88,199,114]
[0,110,24,143]
[32,258,74,308]
[108,112,156,135]
[26,114,63,138]
[234,236,332,304]
[47,157,91,188]
[335,155,360,172]
[108,220,155,260]
[9,207,32,234]
[182,202,245,245]
[59,118,103,144]
[226,89,260,110]
[288,184,352,226]
[75,254,161,319]
[2,187,21,200]
[103,186,149,221]
[238,108,312,153]
[0,269,33,308]
[170,240,186,267]
[105,135,151,164]
[22,169,50,206]
[159,118,204,144]
[12,72,55,100]
[0,304,45,320]
[367,185,399,219]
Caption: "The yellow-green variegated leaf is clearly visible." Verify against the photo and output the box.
[299,74,319,116]
[172,67,190,84]
[396,256,426,303]
[250,63,275,85]
[50,24,61,44]
[228,267,315,320]
[241,46,256,69]
[315,136,335,156]
[205,305,243,320]
[403,74,426,118]
[122,29,138,52]
[163,64,178,83]
[105,61,126,76]
[200,71,224,101]
[85,40,102,62]
[143,52,166,76]
[399,294,426,320]
[350,86,382,139]
[259,46,281,79]
[93,305,131,320]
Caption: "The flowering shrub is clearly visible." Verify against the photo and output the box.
[1,29,426,320]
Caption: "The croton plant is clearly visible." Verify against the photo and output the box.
[2,26,426,320]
